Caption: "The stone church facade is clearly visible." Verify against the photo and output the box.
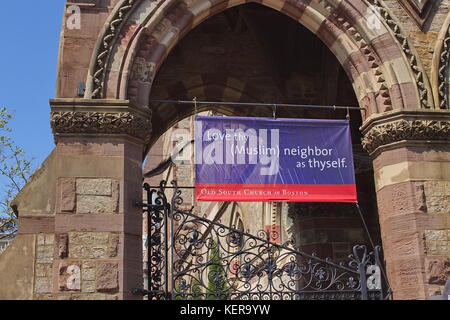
[0,0,449,300]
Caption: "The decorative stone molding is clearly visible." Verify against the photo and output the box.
[86,0,429,112]
[397,0,436,30]
[89,0,140,99]
[50,99,152,143]
[51,111,151,140]
[361,111,450,154]
[318,0,392,108]
[438,25,450,110]
[367,0,432,108]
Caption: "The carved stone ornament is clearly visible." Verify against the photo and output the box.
[362,119,450,154]
[51,110,152,142]
[438,25,450,110]
[90,0,139,98]
[368,0,431,108]
[88,0,431,111]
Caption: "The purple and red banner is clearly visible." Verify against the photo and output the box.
[195,116,357,203]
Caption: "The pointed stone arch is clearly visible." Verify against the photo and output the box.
[85,0,435,124]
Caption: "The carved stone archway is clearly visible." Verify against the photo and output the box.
[1,0,449,301]
[85,0,435,119]
[77,0,447,300]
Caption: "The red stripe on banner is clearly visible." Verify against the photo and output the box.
[195,183,357,203]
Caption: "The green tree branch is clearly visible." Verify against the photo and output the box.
[0,107,34,240]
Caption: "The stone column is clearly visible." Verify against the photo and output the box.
[2,99,152,300]
[362,110,450,300]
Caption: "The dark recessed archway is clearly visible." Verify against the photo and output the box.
[143,4,382,261]
[148,3,361,149]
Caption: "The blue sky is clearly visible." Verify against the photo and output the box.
[0,1,66,166]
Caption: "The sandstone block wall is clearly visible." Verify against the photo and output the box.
[373,143,450,299]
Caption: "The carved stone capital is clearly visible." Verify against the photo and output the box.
[50,99,152,143]
[361,110,450,155]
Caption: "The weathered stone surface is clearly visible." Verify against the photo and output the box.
[383,232,422,259]
[424,229,450,255]
[384,182,427,215]
[428,284,446,297]
[82,261,96,269]
[59,262,81,292]
[70,245,107,259]
[76,179,112,196]
[112,181,120,213]
[426,257,450,285]
[35,293,73,300]
[393,286,427,300]
[82,266,96,281]
[58,233,69,258]
[35,264,52,277]
[96,262,119,292]
[36,246,54,263]
[69,246,89,259]
[37,234,45,245]
[70,293,110,300]
[108,233,120,257]
[92,247,108,259]
[424,181,450,214]
[35,278,52,294]
[391,257,425,288]
[374,161,450,192]
[425,196,450,214]
[69,232,109,245]
[76,195,113,214]
[82,281,96,293]
[424,230,447,241]
[60,178,76,212]
[37,233,55,246]
[45,234,55,245]
[424,180,450,196]
[0,235,36,300]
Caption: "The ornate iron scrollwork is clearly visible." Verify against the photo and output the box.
[139,180,388,300]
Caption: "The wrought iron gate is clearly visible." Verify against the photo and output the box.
[135,181,388,300]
